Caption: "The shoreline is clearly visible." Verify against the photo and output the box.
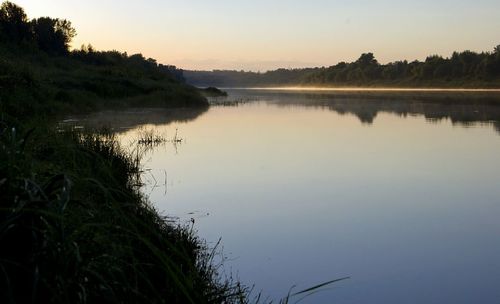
[221,87,500,93]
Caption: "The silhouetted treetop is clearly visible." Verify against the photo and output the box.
[356,53,378,67]
[0,1,75,54]
[0,1,30,42]
[31,17,76,54]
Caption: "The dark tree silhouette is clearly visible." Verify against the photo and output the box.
[0,1,75,54]
[31,17,76,54]
[0,1,31,42]
[356,53,378,67]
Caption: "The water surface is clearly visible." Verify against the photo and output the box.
[71,89,500,303]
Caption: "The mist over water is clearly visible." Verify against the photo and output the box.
[73,89,500,303]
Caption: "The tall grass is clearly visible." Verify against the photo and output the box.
[0,118,247,303]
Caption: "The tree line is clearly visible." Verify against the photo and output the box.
[0,1,185,81]
[302,50,500,86]
[185,48,500,88]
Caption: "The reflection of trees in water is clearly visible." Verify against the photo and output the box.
[64,106,209,133]
[493,121,500,133]
[253,91,500,134]
[65,91,500,135]
[332,106,378,124]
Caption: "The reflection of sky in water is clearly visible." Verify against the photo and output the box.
[79,91,500,303]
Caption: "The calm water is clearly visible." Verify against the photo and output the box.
[71,89,500,303]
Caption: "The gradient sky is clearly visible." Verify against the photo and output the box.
[14,0,500,71]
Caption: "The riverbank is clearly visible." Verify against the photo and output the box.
[0,2,243,302]
[0,42,208,118]
[0,55,246,304]
[0,54,243,304]
[0,118,248,303]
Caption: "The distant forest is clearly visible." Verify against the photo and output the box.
[185,48,500,88]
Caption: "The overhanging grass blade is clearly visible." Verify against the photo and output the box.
[291,277,350,297]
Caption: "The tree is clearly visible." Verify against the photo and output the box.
[356,53,378,67]
[31,17,76,54]
[0,1,31,42]
[54,18,76,49]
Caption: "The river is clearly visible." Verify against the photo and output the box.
[69,89,500,304]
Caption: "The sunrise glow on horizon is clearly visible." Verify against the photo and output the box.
[14,0,500,71]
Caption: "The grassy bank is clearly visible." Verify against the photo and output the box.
[0,43,208,118]
[0,0,208,116]
[0,118,249,303]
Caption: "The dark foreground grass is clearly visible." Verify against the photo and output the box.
[0,117,247,303]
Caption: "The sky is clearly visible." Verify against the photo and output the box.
[13,0,500,71]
